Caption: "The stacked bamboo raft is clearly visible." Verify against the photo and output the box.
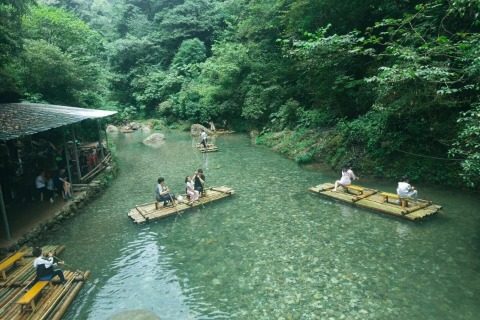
[195,143,219,153]
[128,186,234,223]
[214,129,235,135]
[0,245,89,320]
[309,183,441,221]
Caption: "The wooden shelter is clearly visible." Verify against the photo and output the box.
[0,103,116,241]
[128,186,234,223]
[309,183,441,221]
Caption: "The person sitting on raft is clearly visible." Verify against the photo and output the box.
[194,169,205,196]
[185,176,200,204]
[32,247,66,285]
[396,176,418,200]
[334,165,357,191]
[155,177,176,209]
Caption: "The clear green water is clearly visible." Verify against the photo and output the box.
[42,131,479,320]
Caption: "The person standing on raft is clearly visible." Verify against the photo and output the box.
[200,129,208,149]
[194,169,206,196]
[334,165,358,191]
[155,177,176,209]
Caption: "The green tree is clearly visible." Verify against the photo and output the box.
[0,0,34,101]
[18,5,110,107]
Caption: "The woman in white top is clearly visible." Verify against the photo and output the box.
[185,176,199,204]
[334,166,357,191]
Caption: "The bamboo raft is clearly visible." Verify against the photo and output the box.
[128,186,234,224]
[195,143,219,153]
[309,183,441,221]
[214,129,235,135]
[0,245,89,320]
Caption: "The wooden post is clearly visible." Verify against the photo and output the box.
[72,126,82,182]
[97,120,105,160]
[0,183,11,240]
[62,128,73,185]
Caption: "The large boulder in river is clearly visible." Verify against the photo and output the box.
[143,133,165,148]
[190,124,213,136]
[106,125,119,133]
[108,309,160,320]
[129,122,141,130]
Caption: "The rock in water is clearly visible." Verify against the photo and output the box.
[108,309,160,320]
[190,124,213,136]
[141,125,152,133]
[106,125,119,133]
[143,133,165,148]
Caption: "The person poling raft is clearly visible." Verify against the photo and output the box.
[309,172,441,221]
[196,130,218,152]
[31,247,66,286]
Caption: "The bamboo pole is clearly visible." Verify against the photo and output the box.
[0,183,11,240]
[71,127,82,183]
[50,271,89,320]
[62,128,73,188]
[35,272,76,320]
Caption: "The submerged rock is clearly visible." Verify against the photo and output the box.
[143,133,165,148]
[108,309,160,320]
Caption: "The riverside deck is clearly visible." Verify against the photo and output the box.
[0,245,89,320]
[309,183,441,221]
[128,186,234,223]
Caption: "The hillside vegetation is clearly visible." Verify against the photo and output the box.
[1,0,479,187]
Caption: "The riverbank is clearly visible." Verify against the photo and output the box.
[254,128,469,189]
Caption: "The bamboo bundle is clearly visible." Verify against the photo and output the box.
[309,183,441,221]
[128,186,235,223]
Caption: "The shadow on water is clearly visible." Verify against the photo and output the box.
[38,131,480,320]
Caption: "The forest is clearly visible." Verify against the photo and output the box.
[1,0,479,188]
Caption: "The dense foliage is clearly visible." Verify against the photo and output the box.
[1,0,479,187]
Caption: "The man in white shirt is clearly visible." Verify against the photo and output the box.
[200,129,208,148]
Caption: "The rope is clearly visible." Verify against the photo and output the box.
[394,148,466,161]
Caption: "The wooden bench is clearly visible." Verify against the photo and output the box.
[17,281,50,311]
[0,252,25,280]
[380,192,409,208]
[345,185,364,195]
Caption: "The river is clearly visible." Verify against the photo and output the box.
[41,131,479,320]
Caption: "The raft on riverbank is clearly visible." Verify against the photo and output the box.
[309,183,441,221]
[0,245,89,320]
[196,143,218,153]
[128,186,234,224]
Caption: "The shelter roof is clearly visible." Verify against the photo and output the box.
[0,103,117,141]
